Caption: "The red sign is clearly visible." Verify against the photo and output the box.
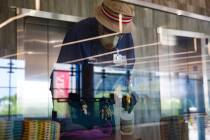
[53,71,70,99]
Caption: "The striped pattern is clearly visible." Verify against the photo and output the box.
[13,120,23,140]
[101,4,133,24]
[0,120,60,140]
[0,121,13,140]
[0,120,23,140]
[22,120,60,140]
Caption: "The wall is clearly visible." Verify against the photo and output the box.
[141,0,210,16]
[5,0,210,17]
[0,0,102,57]
[1,0,210,57]
[1,0,209,57]
[7,0,101,17]
[0,1,16,57]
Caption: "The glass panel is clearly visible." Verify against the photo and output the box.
[1,0,210,140]
[0,59,25,119]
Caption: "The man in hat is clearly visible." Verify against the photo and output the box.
[55,0,137,139]
[57,0,136,68]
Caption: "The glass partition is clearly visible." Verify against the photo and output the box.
[0,0,210,140]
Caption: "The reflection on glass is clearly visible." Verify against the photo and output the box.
[0,59,25,118]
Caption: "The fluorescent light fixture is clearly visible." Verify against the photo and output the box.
[208,42,210,55]
[194,38,197,52]
[0,51,46,59]
[63,42,160,64]
[92,50,196,65]
[176,10,183,16]
[113,54,206,68]
[35,0,40,10]
[53,32,120,48]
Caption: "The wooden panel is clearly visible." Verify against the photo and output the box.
[5,0,210,16]
[0,6,16,57]
[142,0,209,16]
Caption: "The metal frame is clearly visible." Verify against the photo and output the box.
[120,0,210,22]
[0,8,85,29]
[157,27,210,115]
[157,27,208,38]
[16,8,85,59]
[17,8,85,22]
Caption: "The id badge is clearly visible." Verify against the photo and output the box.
[113,50,127,65]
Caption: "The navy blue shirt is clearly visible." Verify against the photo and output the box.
[54,18,136,129]
[57,17,135,69]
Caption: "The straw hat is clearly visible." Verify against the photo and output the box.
[95,0,135,33]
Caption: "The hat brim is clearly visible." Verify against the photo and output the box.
[95,6,134,33]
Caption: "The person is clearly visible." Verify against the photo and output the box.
[54,0,137,139]
[57,0,136,68]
